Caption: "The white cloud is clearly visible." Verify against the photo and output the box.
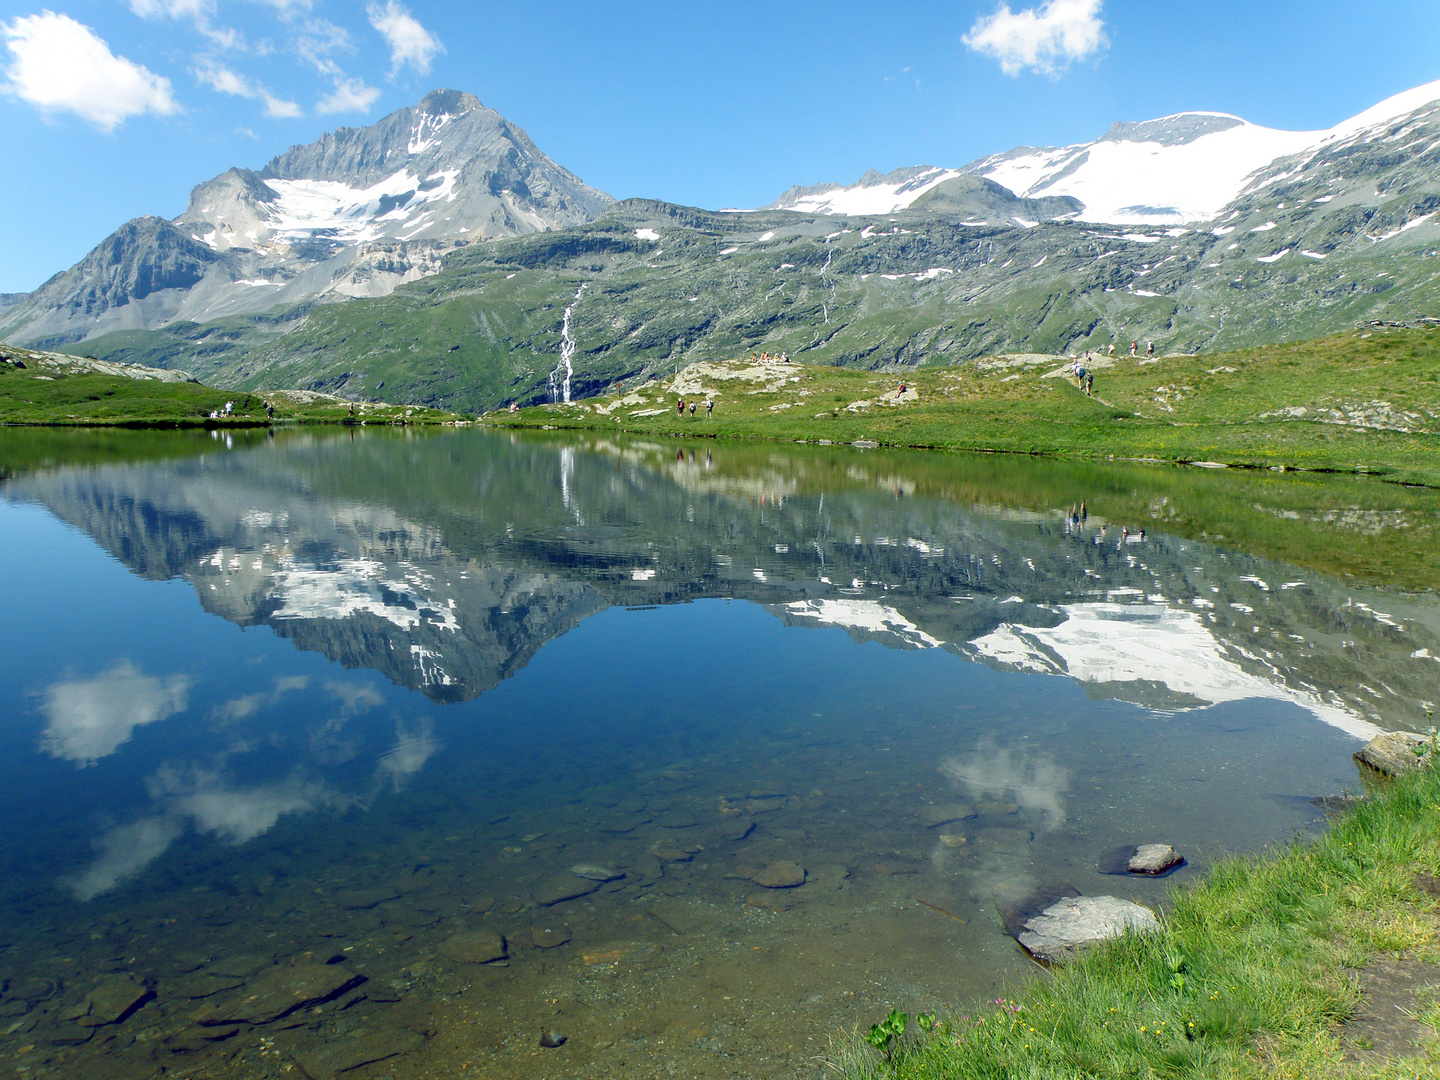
[367,0,443,77]
[62,816,182,901]
[2,12,180,130]
[249,0,314,16]
[40,662,192,765]
[325,679,384,714]
[129,0,240,51]
[317,75,380,114]
[376,719,440,791]
[295,17,353,73]
[175,776,335,842]
[963,0,1108,77]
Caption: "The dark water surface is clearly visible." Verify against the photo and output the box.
[0,427,1436,1080]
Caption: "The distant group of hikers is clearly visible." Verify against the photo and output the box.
[751,351,789,363]
[676,396,714,418]
[1069,339,1157,397]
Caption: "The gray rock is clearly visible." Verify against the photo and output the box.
[1128,844,1184,875]
[531,925,572,949]
[437,931,508,965]
[535,876,601,906]
[1354,732,1433,778]
[335,885,400,909]
[1017,896,1159,964]
[752,861,806,889]
[199,964,365,1024]
[539,1029,567,1048]
[718,817,755,841]
[78,975,152,1026]
[569,864,625,882]
[292,1027,425,1078]
[919,802,977,828]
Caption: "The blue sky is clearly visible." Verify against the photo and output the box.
[2,0,1439,294]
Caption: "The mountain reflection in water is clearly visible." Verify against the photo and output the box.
[7,429,1432,729]
[0,427,1435,1080]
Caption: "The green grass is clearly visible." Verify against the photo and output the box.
[0,358,470,427]
[489,325,1440,488]
[828,757,1440,1080]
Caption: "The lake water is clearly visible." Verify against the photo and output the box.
[0,427,1436,1080]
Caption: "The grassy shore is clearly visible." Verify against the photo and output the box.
[488,325,1440,487]
[827,758,1440,1079]
[0,345,468,427]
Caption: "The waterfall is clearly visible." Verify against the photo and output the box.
[548,284,587,403]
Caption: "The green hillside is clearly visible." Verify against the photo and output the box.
[490,324,1440,486]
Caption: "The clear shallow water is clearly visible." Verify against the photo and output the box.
[0,428,1436,1080]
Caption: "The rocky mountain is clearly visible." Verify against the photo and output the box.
[769,80,1440,226]
[9,81,1440,411]
[0,90,613,349]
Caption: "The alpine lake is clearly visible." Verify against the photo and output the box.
[0,426,1437,1080]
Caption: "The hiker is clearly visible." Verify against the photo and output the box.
[705,398,713,417]
[1084,371,1094,396]
[1147,341,1155,357]
[1130,341,1138,357]
[898,381,907,395]
[676,398,685,416]
[1107,342,1115,356]
[689,401,697,416]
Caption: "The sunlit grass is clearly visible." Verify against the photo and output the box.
[823,764,1440,1080]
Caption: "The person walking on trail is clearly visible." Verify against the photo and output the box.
[676,398,685,417]
[1130,341,1138,357]
[1147,341,1155,358]
[705,397,713,417]
[1107,342,1115,356]
[1084,371,1094,396]
[689,401,697,417]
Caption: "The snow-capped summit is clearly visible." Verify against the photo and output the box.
[767,79,1440,226]
[3,90,614,348]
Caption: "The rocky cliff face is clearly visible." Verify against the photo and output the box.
[0,90,614,349]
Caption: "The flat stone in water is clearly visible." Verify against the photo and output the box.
[1017,896,1159,964]
[919,802,976,828]
[335,886,400,909]
[752,861,806,888]
[531,925,572,949]
[78,976,151,1026]
[718,816,755,841]
[569,863,625,882]
[535,876,602,906]
[174,973,243,1000]
[437,931,508,965]
[201,964,366,1024]
[1128,844,1184,875]
[976,800,1020,816]
[650,840,693,863]
[292,1027,425,1078]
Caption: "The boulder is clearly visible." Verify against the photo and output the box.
[535,876,601,906]
[1128,844,1184,875]
[76,976,152,1027]
[437,931,508,965]
[199,964,365,1025]
[752,861,806,888]
[1017,896,1159,964]
[1354,732,1433,778]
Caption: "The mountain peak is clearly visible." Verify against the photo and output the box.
[418,88,482,117]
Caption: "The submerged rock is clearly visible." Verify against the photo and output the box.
[569,864,625,882]
[200,964,365,1024]
[1127,844,1185,875]
[78,976,152,1027]
[1354,731,1434,778]
[437,931,508,965]
[752,861,806,888]
[919,803,976,828]
[531,925,572,949]
[1017,896,1159,964]
[535,876,602,906]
